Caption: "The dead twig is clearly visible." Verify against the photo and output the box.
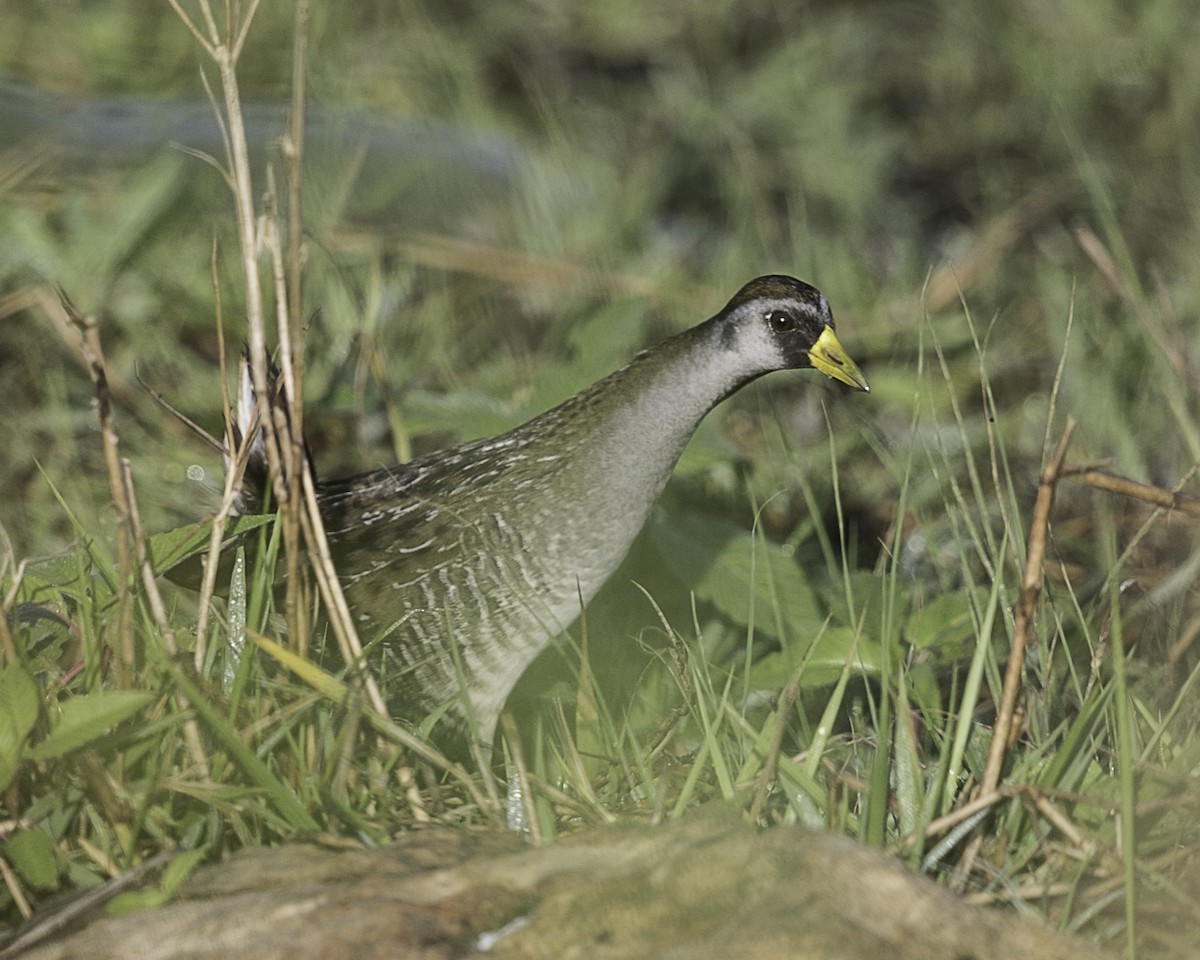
[980,418,1075,795]
[165,0,389,720]
[63,293,136,686]
[1062,466,1200,519]
[1168,613,1200,673]
[0,540,20,665]
[1073,223,1185,380]
[137,370,225,455]
[951,420,1076,889]
[63,295,211,778]
[922,184,1058,316]
[0,847,179,958]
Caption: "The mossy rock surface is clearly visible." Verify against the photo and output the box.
[13,809,1110,960]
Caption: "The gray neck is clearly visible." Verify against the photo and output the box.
[573,322,756,480]
[519,319,766,593]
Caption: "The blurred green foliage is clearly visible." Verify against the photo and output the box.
[1,3,1199,955]
[2,0,1197,562]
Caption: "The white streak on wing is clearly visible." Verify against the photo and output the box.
[391,535,435,555]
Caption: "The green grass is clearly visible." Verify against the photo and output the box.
[3,2,1200,958]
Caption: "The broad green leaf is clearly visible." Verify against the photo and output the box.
[892,667,924,839]
[147,518,223,571]
[27,691,153,761]
[0,664,39,791]
[903,661,943,719]
[106,886,172,915]
[650,514,824,642]
[905,588,984,658]
[3,828,59,891]
[8,603,74,664]
[149,514,276,575]
[20,548,91,590]
[748,626,882,691]
[19,540,110,609]
[827,569,899,634]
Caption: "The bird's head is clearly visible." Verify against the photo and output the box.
[716,275,870,392]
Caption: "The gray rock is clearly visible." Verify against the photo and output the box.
[12,809,1112,960]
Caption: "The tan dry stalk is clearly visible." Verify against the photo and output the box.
[0,561,19,665]
[262,177,310,652]
[922,185,1057,316]
[949,419,1075,890]
[908,786,1016,850]
[1062,466,1200,519]
[65,297,211,778]
[65,298,135,685]
[286,0,308,325]
[1074,224,1185,379]
[165,0,389,719]
[194,245,250,669]
[980,418,1076,796]
[0,854,32,921]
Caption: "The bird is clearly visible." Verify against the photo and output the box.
[231,275,868,755]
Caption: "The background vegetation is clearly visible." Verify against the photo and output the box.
[1,1,1198,958]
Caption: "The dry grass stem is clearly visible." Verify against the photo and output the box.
[262,178,309,652]
[296,469,390,718]
[286,0,308,321]
[394,763,431,824]
[63,295,135,685]
[0,561,20,665]
[979,418,1076,797]
[122,459,176,652]
[65,296,212,777]
[1063,466,1200,519]
[1167,613,1200,671]
[136,374,225,455]
[0,857,31,923]
[165,0,386,716]
[952,419,1077,886]
[194,239,237,668]
[906,786,1015,850]
[1073,223,1184,377]
[922,185,1056,315]
[399,233,660,302]
[0,848,178,958]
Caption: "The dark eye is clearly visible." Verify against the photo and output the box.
[766,309,794,332]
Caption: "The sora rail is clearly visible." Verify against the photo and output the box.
[233,275,868,754]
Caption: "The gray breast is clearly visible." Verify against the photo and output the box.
[320,431,602,745]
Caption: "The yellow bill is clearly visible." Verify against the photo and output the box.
[808,326,869,392]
